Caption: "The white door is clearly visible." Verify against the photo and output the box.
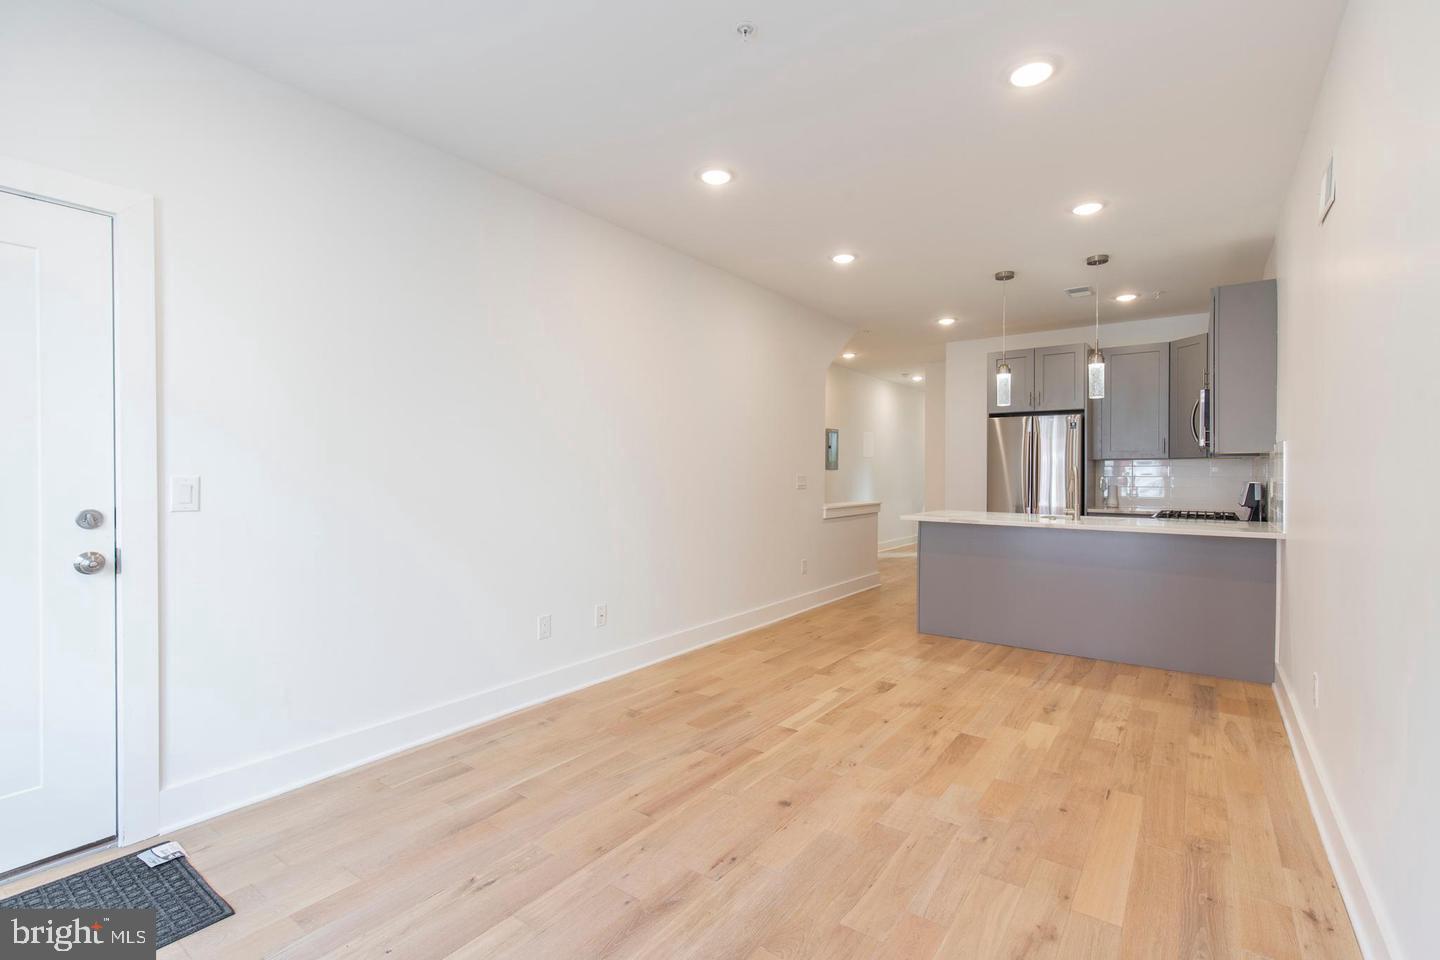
[0,191,117,873]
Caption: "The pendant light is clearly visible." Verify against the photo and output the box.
[994,270,1016,407]
[1086,254,1110,399]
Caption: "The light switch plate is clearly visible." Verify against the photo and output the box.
[170,476,200,512]
[795,474,808,490]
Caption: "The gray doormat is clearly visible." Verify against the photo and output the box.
[0,846,233,948]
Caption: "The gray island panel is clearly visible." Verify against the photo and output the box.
[916,521,1276,683]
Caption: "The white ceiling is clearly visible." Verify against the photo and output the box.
[98,0,1344,381]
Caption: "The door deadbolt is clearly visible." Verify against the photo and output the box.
[76,509,105,529]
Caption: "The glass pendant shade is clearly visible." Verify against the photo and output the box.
[994,270,1017,408]
[1083,255,1111,400]
[1088,351,1106,399]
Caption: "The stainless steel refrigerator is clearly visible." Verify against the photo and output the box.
[987,413,1084,516]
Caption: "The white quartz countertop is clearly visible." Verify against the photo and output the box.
[901,510,1284,541]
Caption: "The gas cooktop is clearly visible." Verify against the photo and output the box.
[1151,510,1241,521]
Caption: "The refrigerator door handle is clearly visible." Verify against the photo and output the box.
[1031,417,1043,515]
[1066,415,1082,517]
[1021,417,1035,514]
[1030,418,1040,514]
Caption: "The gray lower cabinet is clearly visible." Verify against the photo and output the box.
[1210,279,1277,455]
[1168,333,1208,459]
[915,521,1277,683]
[1035,342,1088,411]
[1093,342,1169,459]
[986,349,1035,413]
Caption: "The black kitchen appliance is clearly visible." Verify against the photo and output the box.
[1240,481,1268,522]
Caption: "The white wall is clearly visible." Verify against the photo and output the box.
[944,313,1209,509]
[824,365,925,547]
[1268,0,1440,956]
[0,0,878,830]
[922,361,946,510]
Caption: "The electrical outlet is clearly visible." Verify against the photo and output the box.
[594,603,608,628]
[1312,672,1319,709]
[800,558,808,575]
[537,614,552,641]
[795,474,808,490]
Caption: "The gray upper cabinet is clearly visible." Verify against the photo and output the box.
[986,349,1035,413]
[1093,342,1170,459]
[1034,343,1088,411]
[1168,334,1209,459]
[1209,279,1277,455]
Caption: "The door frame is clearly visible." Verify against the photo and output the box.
[0,156,160,847]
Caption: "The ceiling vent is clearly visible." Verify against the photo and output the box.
[1063,285,1095,299]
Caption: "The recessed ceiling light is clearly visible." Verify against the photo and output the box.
[937,316,957,326]
[1114,293,1139,303]
[911,374,925,383]
[1072,201,1104,216]
[841,351,856,360]
[698,169,733,186]
[1009,61,1055,88]
[831,252,856,265]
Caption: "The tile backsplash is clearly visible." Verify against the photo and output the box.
[1090,456,1267,514]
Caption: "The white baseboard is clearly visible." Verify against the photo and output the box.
[878,535,917,551]
[156,571,882,833]
[1273,666,1398,960]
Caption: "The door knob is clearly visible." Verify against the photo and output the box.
[73,551,107,575]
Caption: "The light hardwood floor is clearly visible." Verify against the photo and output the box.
[3,556,1361,959]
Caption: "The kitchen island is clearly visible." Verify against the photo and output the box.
[901,510,1283,682]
